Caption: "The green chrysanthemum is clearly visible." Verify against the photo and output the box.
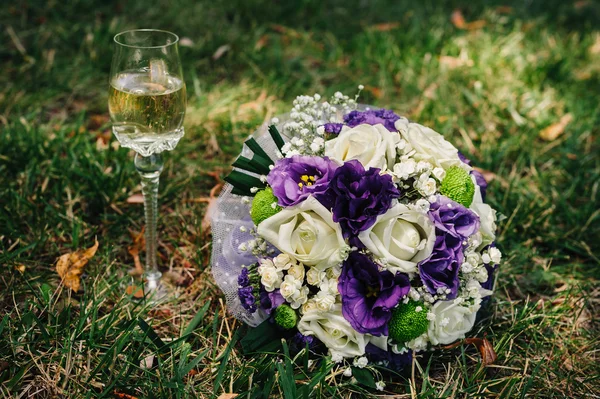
[250,187,282,225]
[440,166,475,207]
[388,301,429,344]
[274,304,297,330]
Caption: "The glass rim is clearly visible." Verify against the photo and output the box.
[113,29,179,49]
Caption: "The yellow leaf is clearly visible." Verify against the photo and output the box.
[539,114,573,141]
[217,395,238,399]
[55,239,99,292]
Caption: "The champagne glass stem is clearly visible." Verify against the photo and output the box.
[134,152,164,287]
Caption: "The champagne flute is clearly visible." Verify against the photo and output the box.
[108,29,186,298]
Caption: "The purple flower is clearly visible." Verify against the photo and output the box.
[238,286,258,313]
[338,252,410,336]
[365,343,412,371]
[267,155,338,207]
[324,160,400,242]
[344,109,401,132]
[237,267,250,287]
[458,152,488,201]
[323,123,344,135]
[428,196,480,240]
[289,332,319,354]
[259,289,285,314]
[418,234,464,299]
[419,196,480,299]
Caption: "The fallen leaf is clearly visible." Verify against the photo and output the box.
[201,183,223,235]
[451,9,486,30]
[55,239,99,292]
[539,113,573,141]
[140,354,155,369]
[15,264,26,274]
[575,1,591,10]
[212,44,231,60]
[369,22,400,32]
[88,114,109,131]
[125,285,144,299]
[217,395,238,399]
[128,228,145,276]
[366,86,382,99]
[443,337,497,366]
[496,6,513,14]
[255,35,269,50]
[113,391,139,399]
[127,193,144,204]
[464,337,497,366]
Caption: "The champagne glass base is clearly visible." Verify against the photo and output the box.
[143,272,168,304]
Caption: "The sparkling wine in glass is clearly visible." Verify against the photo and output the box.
[108,29,186,299]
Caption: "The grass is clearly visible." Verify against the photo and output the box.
[1,0,599,397]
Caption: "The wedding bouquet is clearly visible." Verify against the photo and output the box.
[211,89,501,372]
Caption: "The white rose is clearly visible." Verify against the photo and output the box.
[301,299,318,314]
[314,290,336,312]
[469,176,496,249]
[273,253,293,271]
[393,159,417,180]
[306,267,325,286]
[324,123,399,170]
[257,264,283,292]
[289,286,309,309]
[288,264,306,281]
[280,274,302,299]
[427,300,479,345]
[257,197,348,270]
[396,119,462,169]
[358,204,436,273]
[298,304,367,359]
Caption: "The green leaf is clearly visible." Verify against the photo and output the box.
[244,138,273,163]
[240,320,283,353]
[268,125,285,150]
[183,300,211,338]
[224,170,266,197]
[137,317,166,352]
[352,367,376,389]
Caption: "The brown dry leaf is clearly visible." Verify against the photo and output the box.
[201,183,223,235]
[127,193,144,204]
[217,395,238,399]
[451,9,486,30]
[255,35,269,50]
[366,86,382,99]
[451,10,467,29]
[125,285,144,299]
[369,22,400,32]
[496,6,513,14]
[15,264,26,274]
[128,228,145,276]
[88,114,109,131]
[55,239,99,292]
[113,391,139,399]
[539,113,573,141]
[464,337,497,366]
